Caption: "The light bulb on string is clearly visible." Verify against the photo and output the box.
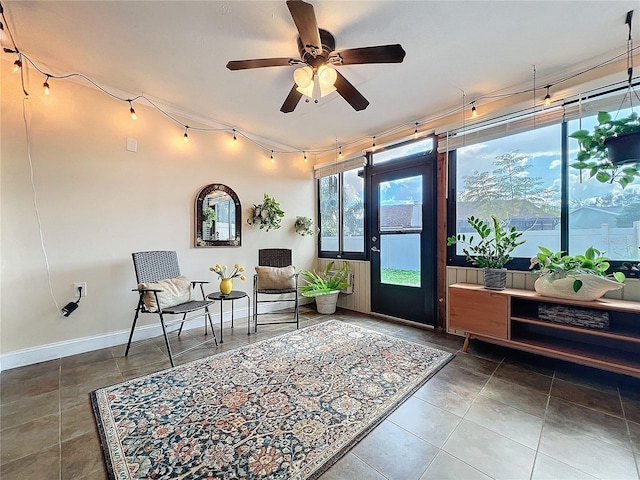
[270,150,274,163]
[183,126,189,143]
[43,76,50,95]
[372,136,376,151]
[12,58,21,73]
[303,151,307,163]
[233,129,237,143]
[128,100,137,120]
[414,123,419,138]
[471,102,478,117]
[339,146,343,159]
[544,85,551,106]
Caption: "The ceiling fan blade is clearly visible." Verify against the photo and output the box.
[334,71,369,111]
[280,84,303,113]
[287,0,322,55]
[331,44,406,65]
[226,58,298,70]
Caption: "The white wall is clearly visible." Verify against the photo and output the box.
[0,58,318,368]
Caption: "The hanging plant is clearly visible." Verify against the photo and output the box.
[570,111,640,188]
[247,194,285,232]
[202,207,216,227]
[294,216,318,236]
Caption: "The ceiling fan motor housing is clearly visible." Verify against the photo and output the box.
[298,28,336,69]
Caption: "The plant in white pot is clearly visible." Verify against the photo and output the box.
[447,215,525,290]
[300,262,350,314]
[529,246,625,301]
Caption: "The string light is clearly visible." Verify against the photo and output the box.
[128,100,137,120]
[270,150,274,163]
[338,146,343,159]
[414,122,419,138]
[233,129,237,143]
[303,151,307,162]
[43,75,50,95]
[6,24,638,163]
[544,85,551,106]
[183,126,189,143]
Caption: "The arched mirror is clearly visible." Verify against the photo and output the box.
[195,184,241,247]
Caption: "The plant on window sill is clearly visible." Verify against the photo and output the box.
[247,193,285,232]
[446,215,525,269]
[570,111,640,188]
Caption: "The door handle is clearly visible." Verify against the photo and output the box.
[371,246,380,252]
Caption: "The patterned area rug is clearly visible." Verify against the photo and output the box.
[92,320,453,479]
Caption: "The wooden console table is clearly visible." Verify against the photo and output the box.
[449,283,640,377]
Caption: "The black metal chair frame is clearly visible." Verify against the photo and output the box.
[253,248,299,332]
[125,251,217,367]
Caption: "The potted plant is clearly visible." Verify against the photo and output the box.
[294,216,317,236]
[300,262,350,314]
[529,246,625,301]
[247,193,285,232]
[570,111,640,188]
[447,215,525,290]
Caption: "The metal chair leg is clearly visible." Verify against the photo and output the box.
[124,299,144,357]
[158,312,175,367]
[177,313,187,336]
[205,306,218,345]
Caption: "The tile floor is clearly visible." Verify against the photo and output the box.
[1,307,640,479]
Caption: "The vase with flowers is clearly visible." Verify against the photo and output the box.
[210,263,246,295]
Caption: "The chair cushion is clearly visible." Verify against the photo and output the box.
[139,275,193,311]
[255,265,296,289]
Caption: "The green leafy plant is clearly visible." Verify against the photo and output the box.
[529,246,625,292]
[300,262,350,297]
[203,207,216,227]
[294,216,317,236]
[570,111,640,188]
[247,194,285,232]
[446,215,525,269]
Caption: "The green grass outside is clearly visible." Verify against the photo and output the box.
[381,268,420,287]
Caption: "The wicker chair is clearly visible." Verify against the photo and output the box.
[124,251,217,367]
[253,248,299,331]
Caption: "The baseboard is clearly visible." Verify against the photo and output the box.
[0,299,310,372]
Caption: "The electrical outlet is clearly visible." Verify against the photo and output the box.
[74,282,87,297]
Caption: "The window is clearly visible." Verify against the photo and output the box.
[319,167,365,258]
[568,108,640,262]
[448,107,640,275]
[373,137,433,165]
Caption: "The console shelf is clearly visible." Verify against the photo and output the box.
[449,283,640,377]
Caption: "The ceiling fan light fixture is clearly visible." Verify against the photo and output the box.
[294,65,315,97]
[317,64,337,97]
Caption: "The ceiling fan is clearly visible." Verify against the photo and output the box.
[226,0,406,113]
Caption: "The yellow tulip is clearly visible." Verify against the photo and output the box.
[209,266,215,271]
[234,263,239,269]
[240,275,246,281]
[239,267,245,272]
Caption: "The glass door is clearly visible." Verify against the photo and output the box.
[369,161,437,325]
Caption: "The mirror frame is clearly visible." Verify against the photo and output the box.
[195,183,241,247]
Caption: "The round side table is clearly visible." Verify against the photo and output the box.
[206,290,250,342]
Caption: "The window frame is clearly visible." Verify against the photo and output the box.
[317,166,367,261]
[446,120,640,278]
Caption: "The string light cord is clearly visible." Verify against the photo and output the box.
[21,95,63,315]
[3,21,640,159]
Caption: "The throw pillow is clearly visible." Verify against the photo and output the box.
[255,265,296,289]
[139,275,193,311]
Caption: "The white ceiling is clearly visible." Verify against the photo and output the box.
[4,1,638,152]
